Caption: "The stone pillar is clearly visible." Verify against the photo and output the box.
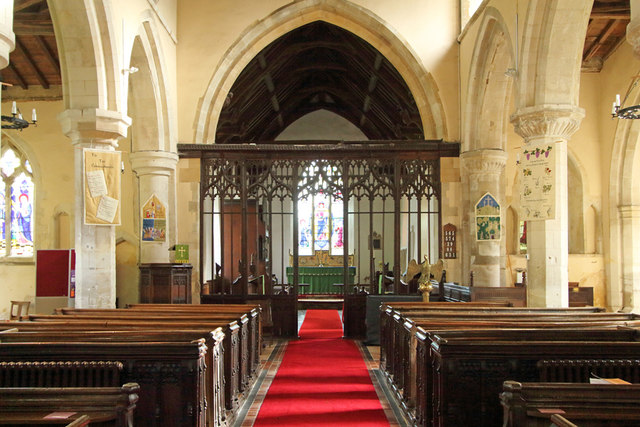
[511,105,584,307]
[627,0,640,57]
[461,149,508,287]
[619,1,640,313]
[130,151,178,263]
[619,206,640,312]
[58,109,131,308]
[0,1,14,70]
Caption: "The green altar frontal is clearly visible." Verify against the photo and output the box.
[286,266,356,294]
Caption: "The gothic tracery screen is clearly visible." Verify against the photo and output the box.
[186,141,456,296]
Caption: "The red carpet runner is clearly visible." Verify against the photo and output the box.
[254,309,390,426]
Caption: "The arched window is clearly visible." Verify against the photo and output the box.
[0,141,34,258]
[298,191,344,256]
[297,163,344,256]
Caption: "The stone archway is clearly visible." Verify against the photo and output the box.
[126,19,178,265]
[49,1,130,308]
[461,7,514,286]
[193,0,447,144]
[509,0,590,307]
[609,106,640,312]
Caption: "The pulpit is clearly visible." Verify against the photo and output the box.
[139,263,192,304]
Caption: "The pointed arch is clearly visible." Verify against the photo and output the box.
[194,0,447,144]
[127,15,174,152]
[517,0,592,107]
[49,0,122,111]
[464,7,515,152]
[608,98,640,311]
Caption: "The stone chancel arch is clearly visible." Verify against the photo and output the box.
[194,0,447,144]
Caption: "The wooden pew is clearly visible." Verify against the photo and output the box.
[379,304,605,377]
[126,302,263,372]
[1,319,238,426]
[501,381,640,427]
[381,305,623,382]
[378,305,638,426]
[407,321,640,427]
[51,306,262,383]
[0,360,123,387]
[382,307,629,400]
[0,383,139,426]
[0,329,226,427]
[428,333,640,426]
[0,340,207,427]
[30,310,258,394]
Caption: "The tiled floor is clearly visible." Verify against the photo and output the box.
[233,311,408,426]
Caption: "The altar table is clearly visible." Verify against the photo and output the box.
[286,266,356,294]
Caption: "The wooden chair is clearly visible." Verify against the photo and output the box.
[9,301,30,320]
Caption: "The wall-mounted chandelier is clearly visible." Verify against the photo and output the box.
[2,101,36,130]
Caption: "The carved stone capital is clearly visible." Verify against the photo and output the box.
[510,105,584,143]
[130,151,179,176]
[460,149,507,174]
[58,108,132,148]
[627,19,640,59]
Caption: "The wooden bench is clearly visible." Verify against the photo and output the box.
[1,318,237,426]
[0,338,207,426]
[428,333,640,426]
[381,307,625,398]
[378,305,639,426]
[381,306,622,381]
[54,305,263,381]
[18,304,261,424]
[0,360,123,387]
[123,303,263,375]
[0,383,140,426]
[0,329,227,427]
[501,381,640,427]
[31,310,257,395]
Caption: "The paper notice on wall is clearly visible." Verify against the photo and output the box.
[520,142,556,221]
[86,170,108,197]
[96,195,119,223]
[83,149,121,225]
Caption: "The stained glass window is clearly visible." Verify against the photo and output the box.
[330,192,343,255]
[297,164,344,256]
[297,192,344,256]
[313,192,330,251]
[298,198,313,256]
[1,143,34,258]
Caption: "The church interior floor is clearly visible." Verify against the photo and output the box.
[234,310,409,426]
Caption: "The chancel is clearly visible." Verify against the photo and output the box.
[1,1,640,426]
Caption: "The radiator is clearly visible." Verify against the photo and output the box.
[538,359,640,383]
[0,361,123,387]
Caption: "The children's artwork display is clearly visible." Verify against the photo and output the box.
[475,193,501,241]
[520,142,555,220]
[142,194,167,242]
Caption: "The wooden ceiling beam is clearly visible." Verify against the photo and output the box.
[34,35,60,74]
[15,38,49,88]
[13,12,54,36]
[584,19,619,62]
[7,63,28,89]
[14,0,45,13]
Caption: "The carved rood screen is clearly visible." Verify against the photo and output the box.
[186,141,458,297]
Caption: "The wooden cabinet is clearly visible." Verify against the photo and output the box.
[139,263,192,304]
